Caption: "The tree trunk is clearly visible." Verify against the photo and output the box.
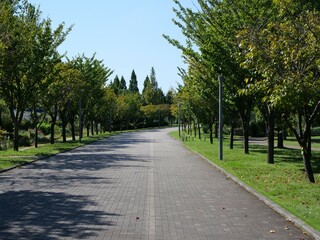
[198,120,201,140]
[91,121,94,136]
[68,112,76,141]
[266,110,275,164]
[62,126,66,142]
[302,125,315,183]
[71,120,76,141]
[283,113,316,183]
[209,125,213,144]
[59,110,68,143]
[230,124,234,149]
[10,108,23,151]
[302,146,315,183]
[35,125,38,148]
[50,122,55,144]
[214,123,218,138]
[62,121,67,143]
[13,120,19,151]
[239,112,250,154]
[95,122,99,135]
[243,122,250,154]
[277,130,284,148]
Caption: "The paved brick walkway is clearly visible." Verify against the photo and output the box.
[0,128,315,239]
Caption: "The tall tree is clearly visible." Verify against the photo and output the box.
[0,0,71,150]
[142,77,153,105]
[128,70,139,93]
[72,54,113,138]
[120,76,127,93]
[150,67,158,90]
[112,75,120,95]
[164,0,253,153]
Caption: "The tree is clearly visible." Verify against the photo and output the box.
[164,0,253,153]
[0,0,71,150]
[43,61,84,143]
[111,75,120,95]
[150,67,158,90]
[165,88,176,105]
[102,87,117,132]
[119,76,127,93]
[239,0,320,182]
[128,70,139,93]
[142,76,152,105]
[72,54,113,138]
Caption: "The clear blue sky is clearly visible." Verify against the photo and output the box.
[28,0,196,93]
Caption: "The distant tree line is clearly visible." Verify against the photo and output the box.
[108,67,177,131]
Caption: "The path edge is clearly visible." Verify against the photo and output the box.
[175,137,320,240]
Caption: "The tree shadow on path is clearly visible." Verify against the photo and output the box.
[0,190,119,240]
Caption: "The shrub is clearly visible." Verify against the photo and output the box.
[18,131,31,147]
[39,122,51,135]
[0,129,12,150]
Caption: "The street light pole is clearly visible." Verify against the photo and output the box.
[178,99,181,137]
[219,75,223,160]
[79,98,83,142]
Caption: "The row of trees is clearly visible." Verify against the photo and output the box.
[164,0,320,183]
[0,0,178,152]
[107,68,177,131]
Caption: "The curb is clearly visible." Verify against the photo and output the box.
[184,145,320,240]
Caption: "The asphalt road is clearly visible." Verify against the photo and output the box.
[0,128,314,239]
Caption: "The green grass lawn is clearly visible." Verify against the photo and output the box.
[0,132,118,170]
[284,136,320,149]
[170,131,320,231]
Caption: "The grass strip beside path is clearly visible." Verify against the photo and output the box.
[0,132,118,171]
[170,131,320,231]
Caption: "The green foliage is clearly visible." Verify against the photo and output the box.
[142,67,165,105]
[111,75,121,94]
[0,129,12,150]
[120,76,127,92]
[128,70,139,93]
[39,122,51,136]
[18,131,31,147]
[0,0,72,150]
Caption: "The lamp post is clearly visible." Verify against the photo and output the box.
[219,75,223,160]
[178,98,181,137]
[79,98,83,142]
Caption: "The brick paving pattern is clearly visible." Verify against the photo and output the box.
[0,128,314,239]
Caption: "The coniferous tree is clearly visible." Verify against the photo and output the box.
[129,70,139,93]
[112,75,120,94]
[142,76,150,95]
[150,67,158,91]
[120,76,127,92]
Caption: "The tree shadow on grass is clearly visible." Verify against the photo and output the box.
[250,144,320,173]
[0,190,119,240]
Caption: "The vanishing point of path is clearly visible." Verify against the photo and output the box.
[0,128,314,240]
